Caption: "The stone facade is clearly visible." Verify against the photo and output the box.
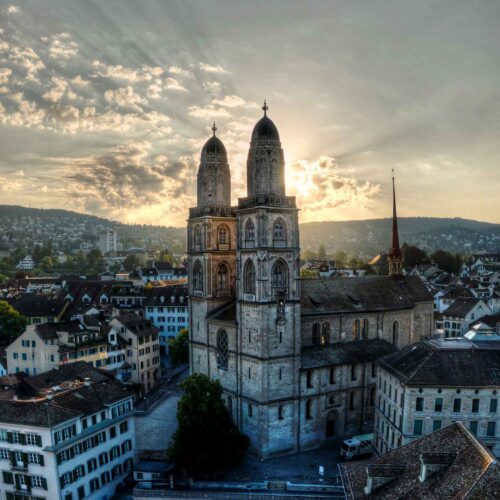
[188,106,434,459]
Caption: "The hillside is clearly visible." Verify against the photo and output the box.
[1,205,499,257]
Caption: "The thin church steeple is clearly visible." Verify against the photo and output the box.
[388,171,403,276]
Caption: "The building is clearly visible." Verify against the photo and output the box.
[7,295,69,325]
[187,105,434,458]
[442,298,491,337]
[16,256,35,271]
[0,362,135,500]
[5,318,129,381]
[339,422,500,499]
[144,286,188,354]
[109,314,161,394]
[374,336,500,458]
[139,262,187,283]
[98,229,118,255]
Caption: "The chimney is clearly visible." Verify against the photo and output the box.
[84,378,91,387]
[47,392,53,400]
[364,465,405,495]
[418,453,456,482]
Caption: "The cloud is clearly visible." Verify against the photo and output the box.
[188,104,232,119]
[8,46,45,82]
[202,81,222,94]
[199,62,227,74]
[48,33,78,60]
[42,76,68,102]
[288,156,381,221]
[0,68,12,85]
[164,77,187,92]
[3,5,20,15]
[212,95,255,108]
[104,85,147,111]
[168,65,193,77]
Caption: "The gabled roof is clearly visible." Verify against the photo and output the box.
[144,285,188,307]
[114,314,158,338]
[339,422,500,499]
[35,321,85,340]
[7,294,67,318]
[444,298,482,318]
[300,276,432,316]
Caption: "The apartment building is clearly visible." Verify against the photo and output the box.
[374,336,500,458]
[110,314,161,394]
[0,362,135,500]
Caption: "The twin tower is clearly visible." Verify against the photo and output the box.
[188,103,302,457]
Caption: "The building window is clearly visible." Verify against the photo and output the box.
[321,323,330,345]
[370,387,376,406]
[468,422,478,437]
[362,319,369,339]
[194,225,202,246]
[350,392,355,410]
[248,403,253,417]
[351,365,356,381]
[271,260,288,288]
[278,405,284,420]
[352,320,360,340]
[392,321,399,346]
[306,370,313,388]
[435,398,443,412]
[472,398,480,413]
[312,323,320,345]
[245,219,255,242]
[216,330,229,370]
[433,420,442,432]
[329,367,335,384]
[490,399,498,413]
[306,400,313,420]
[243,259,256,295]
[273,218,286,242]
[416,397,424,412]
[487,421,496,437]
[453,398,461,413]
[218,225,229,245]
[193,261,203,292]
[217,263,230,292]
[413,419,423,436]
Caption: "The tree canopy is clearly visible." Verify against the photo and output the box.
[168,374,249,477]
[0,301,27,346]
[168,328,189,367]
[401,245,430,267]
[431,250,462,274]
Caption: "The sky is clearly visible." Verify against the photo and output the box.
[0,0,499,227]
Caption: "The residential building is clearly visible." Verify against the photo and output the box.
[7,295,69,325]
[16,256,35,271]
[374,336,500,458]
[442,298,491,337]
[144,286,188,354]
[339,422,500,499]
[98,230,118,255]
[139,262,187,283]
[110,314,160,394]
[0,362,135,500]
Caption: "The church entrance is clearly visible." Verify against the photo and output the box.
[326,411,336,438]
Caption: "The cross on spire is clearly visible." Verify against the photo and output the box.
[211,122,217,136]
[262,100,268,116]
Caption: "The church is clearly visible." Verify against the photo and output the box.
[187,103,433,459]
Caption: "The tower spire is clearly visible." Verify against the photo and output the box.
[388,170,403,276]
[211,122,217,136]
[262,100,268,116]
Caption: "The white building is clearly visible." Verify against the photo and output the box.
[442,298,491,337]
[374,336,500,458]
[144,286,188,355]
[0,362,135,500]
[98,230,118,255]
[16,256,35,271]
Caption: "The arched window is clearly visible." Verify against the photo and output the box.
[392,321,399,347]
[217,263,229,292]
[272,260,288,288]
[245,219,255,242]
[216,329,228,370]
[193,261,203,291]
[273,218,286,242]
[243,259,256,295]
[194,225,201,246]
[362,319,369,339]
[312,323,320,345]
[352,319,360,340]
[218,225,228,245]
[321,323,330,345]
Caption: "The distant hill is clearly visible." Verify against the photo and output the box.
[1,205,498,257]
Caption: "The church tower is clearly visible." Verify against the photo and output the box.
[188,124,237,375]
[235,102,301,457]
[387,173,404,276]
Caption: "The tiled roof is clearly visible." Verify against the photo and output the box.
[339,422,500,499]
[301,339,396,369]
[115,314,158,337]
[35,321,85,340]
[444,298,481,317]
[144,285,188,307]
[377,338,500,387]
[300,276,432,316]
[7,294,67,318]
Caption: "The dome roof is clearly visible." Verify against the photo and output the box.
[251,115,280,142]
[202,135,227,157]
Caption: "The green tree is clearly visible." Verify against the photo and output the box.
[159,248,175,265]
[431,250,462,274]
[123,254,140,271]
[301,250,318,260]
[39,255,54,271]
[168,328,189,367]
[318,243,327,260]
[401,245,430,267]
[168,374,249,477]
[333,250,347,267]
[86,249,103,272]
[0,301,27,346]
[300,269,318,279]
